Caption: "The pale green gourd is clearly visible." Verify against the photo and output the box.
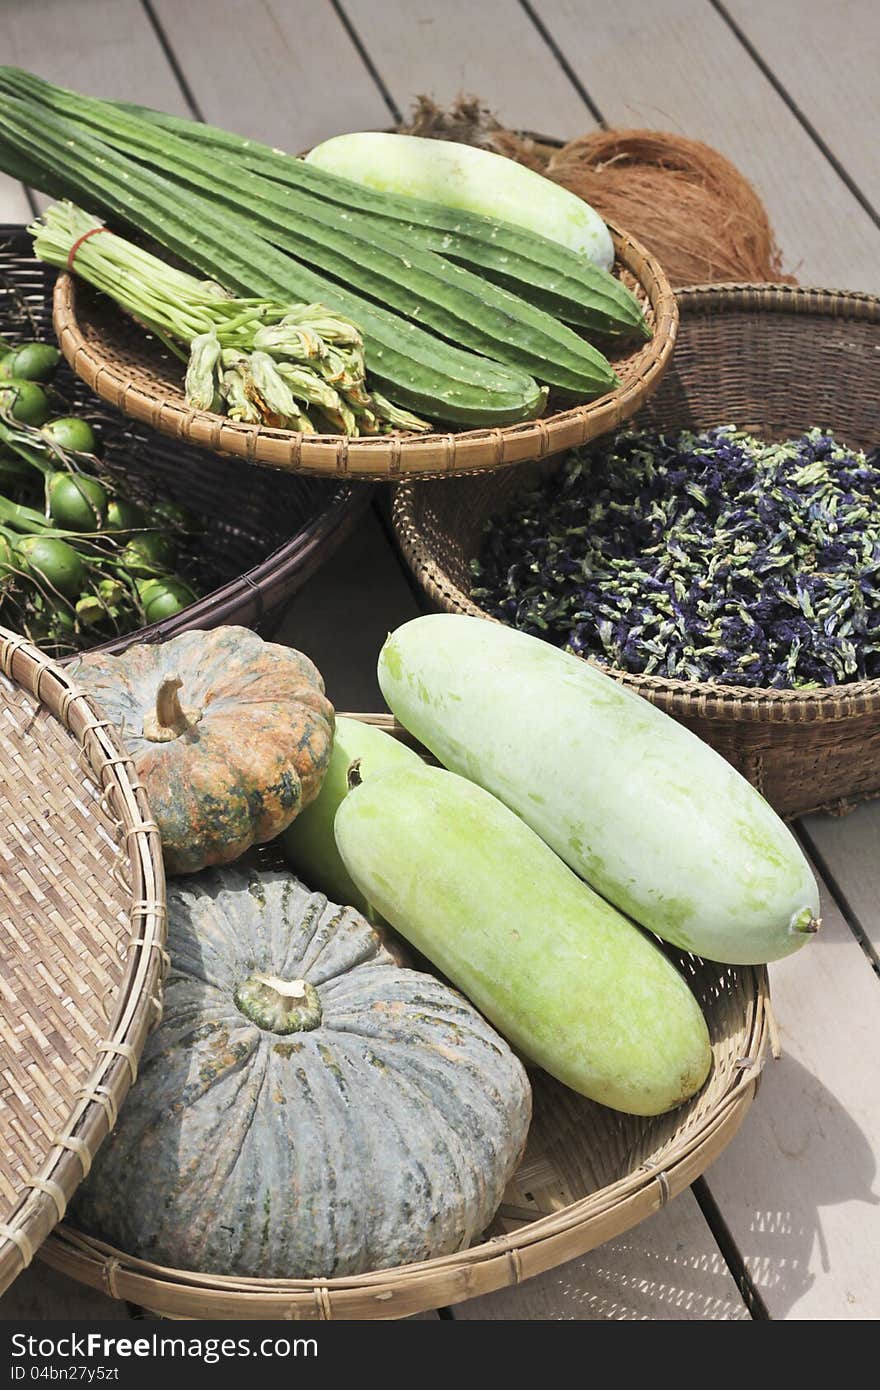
[306,132,616,271]
[377,615,821,966]
[335,761,713,1116]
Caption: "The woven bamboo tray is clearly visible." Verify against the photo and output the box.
[38,713,770,1320]
[393,283,880,819]
[0,225,371,658]
[0,628,166,1298]
[51,222,677,481]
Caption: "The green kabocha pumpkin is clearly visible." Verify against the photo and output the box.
[70,867,532,1278]
[73,627,334,874]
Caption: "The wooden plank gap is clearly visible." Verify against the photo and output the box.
[343,1,595,136]
[690,1177,767,1320]
[710,0,880,229]
[794,821,880,980]
[0,178,34,225]
[332,0,404,124]
[518,0,606,125]
[140,0,206,120]
[150,1,389,150]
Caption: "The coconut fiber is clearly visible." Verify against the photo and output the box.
[400,98,795,288]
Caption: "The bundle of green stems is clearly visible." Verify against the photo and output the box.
[32,201,430,436]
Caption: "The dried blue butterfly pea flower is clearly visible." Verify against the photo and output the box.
[472,426,880,690]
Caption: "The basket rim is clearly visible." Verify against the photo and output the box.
[39,712,770,1319]
[675,280,880,316]
[0,627,166,1297]
[51,220,679,481]
[392,279,880,722]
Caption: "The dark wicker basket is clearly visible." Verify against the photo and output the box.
[0,226,371,656]
[393,283,880,819]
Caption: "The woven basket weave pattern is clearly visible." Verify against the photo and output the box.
[392,283,880,817]
[40,714,770,1320]
[52,223,678,480]
[0,629,165,1296]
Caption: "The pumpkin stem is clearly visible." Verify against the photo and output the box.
[347,758,363,790]
[234,973,323,1034]
[142,674,203,743]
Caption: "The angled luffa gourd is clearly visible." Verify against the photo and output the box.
[70,867,532,1278]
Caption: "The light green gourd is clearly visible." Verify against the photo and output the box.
[334,761,713,1116]
[305,132,616,271]
[377,614,821,966]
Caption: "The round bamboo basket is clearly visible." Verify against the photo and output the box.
[51,223,677,481]
[392,283,880,818]
[0,628,166,1298]
[38,714,771,1320]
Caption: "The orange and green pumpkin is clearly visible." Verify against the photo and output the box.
[73,626,334,874]
[70,866,532,1278]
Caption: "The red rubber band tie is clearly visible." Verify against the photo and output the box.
[66,225,112,272]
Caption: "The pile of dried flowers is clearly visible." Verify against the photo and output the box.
[471,426,880,688]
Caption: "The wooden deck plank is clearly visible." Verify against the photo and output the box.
[453,1190,751,1319]
[272,506,420,712]
[0,0,189,109]
[0,0,191,213]
[0,178,31,225]
[530,0,880,290]
[0,1263,131,1320]
[150,0,390,149]
[799,804,880,961]
[722,0,880,215]
[697,866,880,1319]
[340,0,595,135]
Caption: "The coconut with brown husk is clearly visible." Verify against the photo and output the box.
[399,96,794,288]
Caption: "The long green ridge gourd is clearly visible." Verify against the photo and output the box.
[15,100,616,397]
[0,69,648,341]
[334,760,712,1115]
[377,616,821,966]
[0,101,542,426]
[280,716,424,920]
[0,76,617,397]
[219,152,645,338]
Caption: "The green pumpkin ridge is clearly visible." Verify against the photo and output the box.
[70,867,531,1279]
